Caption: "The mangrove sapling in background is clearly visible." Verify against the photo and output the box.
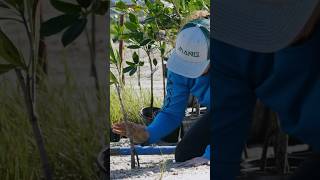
[115,0,183,113]
[110,43,140,169]
[0,0,53,179]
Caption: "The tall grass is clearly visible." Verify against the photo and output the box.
[110,87,163,124]
[0,78,107,180]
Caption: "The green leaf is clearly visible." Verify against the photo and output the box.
[109,43,117,64]
[126,61,135,66]
[50,0,82,14]
[138,61,144,66]
[115,1,127,10]
[0,17,23,23]
[76,0,92,8]
[119,34,129,40]
[129,32,143,42]
[61,18,87,47]
[153,58,157,66]
[123,66,132,73]
[129,67,137,76]
[0,2,9,8]
[41,14,79,37]
[144,16,155,23]
[0,64,16,75]
[160,43,166,56]
[127,45,140,49]
[110,71,118,85]
[132,52,139,64]
[128,13,138,24]
[144,0,152,9]
[140,38,151,46]
[4,0,23,11]
[124,21,138,32]
[0,29,23,66]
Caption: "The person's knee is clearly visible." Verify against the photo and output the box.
[174,143,187,162]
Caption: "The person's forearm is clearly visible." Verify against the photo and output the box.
[146,111,184,144]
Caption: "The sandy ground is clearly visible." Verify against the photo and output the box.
[110,139,310,180]
[110,139,210,179]
[110,144,309,180]
[110,155,210,180]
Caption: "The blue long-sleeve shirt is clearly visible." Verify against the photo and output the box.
[146,70,211,159]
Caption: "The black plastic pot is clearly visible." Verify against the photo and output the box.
[110,130,120,142]
[140,107,161,125]
[97,145,110,179]
[140,107,181,143]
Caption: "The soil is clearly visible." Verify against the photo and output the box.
[110,138,210,179]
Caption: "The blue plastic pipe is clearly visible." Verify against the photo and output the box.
[110,145,176,155]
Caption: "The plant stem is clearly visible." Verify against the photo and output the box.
[18,3,52,179]
[137,51,141,92]
[37,2,48,80]
[160,42,166,100]
[15,69,53,180]
[21,11,36,102]
[137,65,141,92]
[119,14,125,85]
[147,51,154,110]
[115,85,138,169]
[85,14,100,93]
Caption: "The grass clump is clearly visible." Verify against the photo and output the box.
[0,79,107,180]
[110,87,162,125]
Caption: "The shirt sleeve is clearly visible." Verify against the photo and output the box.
[146,71,190,144]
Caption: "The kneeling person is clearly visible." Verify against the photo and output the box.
[112,17,211,166]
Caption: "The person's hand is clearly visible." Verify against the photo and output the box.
[175,157,209,168]
[112,121,149,144]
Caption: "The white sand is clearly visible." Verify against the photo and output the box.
[110,155,210,180]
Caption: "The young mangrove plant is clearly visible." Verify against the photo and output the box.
[0,0,52,179]
[110,43,140,169]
